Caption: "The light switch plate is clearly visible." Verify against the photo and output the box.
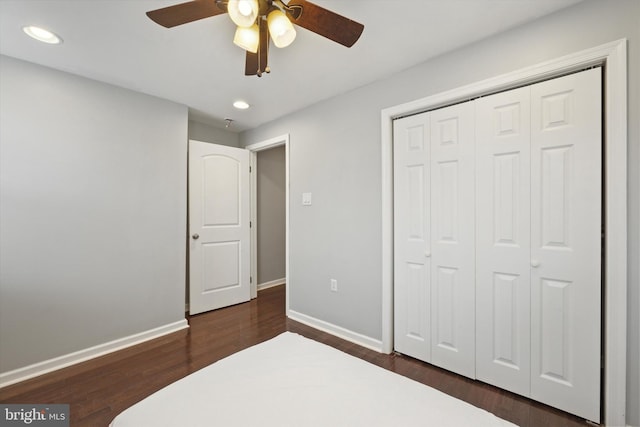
[302,192,312,206]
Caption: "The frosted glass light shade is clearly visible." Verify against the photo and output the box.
[267,9,296,48]
[228,0,259,28]
[233,24,259,53]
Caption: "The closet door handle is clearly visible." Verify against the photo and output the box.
[424,251,431,258]
[531,259,541,268]
[192,233,200,240]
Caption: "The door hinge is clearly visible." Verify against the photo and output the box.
[250,221,252,228]
[250,276,253,284]
[249,166,252,173]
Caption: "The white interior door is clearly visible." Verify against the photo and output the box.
[393,113,431,362]
[189,141,250,315]
[429,102,476,379]
[475,86,532,396]
[529,68,602,422]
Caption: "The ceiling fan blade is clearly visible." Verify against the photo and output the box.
[146,0,226,28]
[245,20,270,76]
[245,51,258,76]
[286,0,364,47]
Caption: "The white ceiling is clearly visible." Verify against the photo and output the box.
[0,0,581,132]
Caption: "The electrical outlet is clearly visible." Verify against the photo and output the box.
[330,279,338,292]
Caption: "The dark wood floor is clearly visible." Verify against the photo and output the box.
[0,285,595,427]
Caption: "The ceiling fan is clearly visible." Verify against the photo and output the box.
[146,0,364,77]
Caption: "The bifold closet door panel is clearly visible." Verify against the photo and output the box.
[393,113,431,362]
[530,68,602,423]
[429,102,476,379]
[475,86,532,397]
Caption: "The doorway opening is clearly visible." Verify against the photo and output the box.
[247,135,290,313]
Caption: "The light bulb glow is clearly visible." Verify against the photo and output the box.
[267,9,296,48]
[238,1,253,16]
[23,26,62,44]
[233,101,250,110]
[228,0,259,27]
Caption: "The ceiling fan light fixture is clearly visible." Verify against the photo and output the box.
[267,8,296,48]
[145,0,365,77]
[228,0,259,27]
[233,24,260,53]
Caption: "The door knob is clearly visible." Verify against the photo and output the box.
[531,259,541,268]
[424,251,431,258]
[192,233,199,240]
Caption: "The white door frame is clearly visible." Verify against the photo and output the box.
[381,39,627,426]
[246,134,290,313]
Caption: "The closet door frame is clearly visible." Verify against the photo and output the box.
[381,39,627,427]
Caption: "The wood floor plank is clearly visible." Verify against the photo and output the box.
[0,285,594,426]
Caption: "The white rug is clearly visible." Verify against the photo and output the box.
[110,332,516,426]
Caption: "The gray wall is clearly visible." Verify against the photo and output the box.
[257,146,286,285]
[0,56,188,373]
[188,120,239,147]
[240,1,640,424]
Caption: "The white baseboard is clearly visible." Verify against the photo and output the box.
[257,278,285,291]
[287,310,383,353]
[0,319,189,388]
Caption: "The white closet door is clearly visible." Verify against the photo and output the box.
[475,86,532,396]
[429,102,476,379]
[530,68,602,422]
[393,113,431,362]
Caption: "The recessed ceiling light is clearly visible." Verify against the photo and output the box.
[23,26,62,44]
[233,100,250,110]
